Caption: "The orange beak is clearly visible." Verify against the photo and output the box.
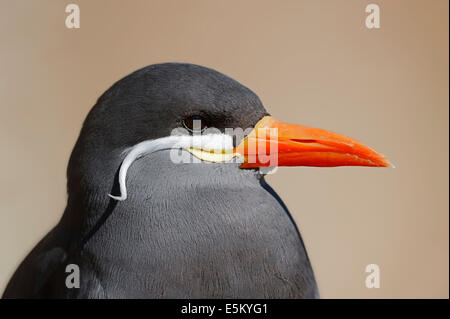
[236,116,391,168]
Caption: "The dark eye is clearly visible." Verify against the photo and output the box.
[182,115,208,133]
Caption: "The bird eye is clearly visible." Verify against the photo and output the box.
[182,115,208,133]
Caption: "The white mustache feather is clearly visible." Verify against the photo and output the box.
[108,134,234,201]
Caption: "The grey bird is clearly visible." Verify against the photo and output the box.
[3,63,390,298]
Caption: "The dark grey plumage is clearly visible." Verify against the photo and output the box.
[3,63,318,298]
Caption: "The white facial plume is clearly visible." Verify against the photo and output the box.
[108,134,236,201]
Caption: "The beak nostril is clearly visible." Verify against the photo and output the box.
[291,139,318,144]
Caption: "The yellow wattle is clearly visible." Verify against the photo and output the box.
[186,147,241,163]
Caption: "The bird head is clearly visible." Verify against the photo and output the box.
[68,63,390,202]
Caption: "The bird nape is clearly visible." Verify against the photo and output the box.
[3,63,390,299]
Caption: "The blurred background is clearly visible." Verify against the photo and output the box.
[0,0,448,298]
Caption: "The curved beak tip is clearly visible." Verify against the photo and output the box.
[386,160,396,168]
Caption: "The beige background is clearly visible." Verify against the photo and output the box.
[0,0,448,298]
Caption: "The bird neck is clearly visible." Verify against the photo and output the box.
[62,149,264,249]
